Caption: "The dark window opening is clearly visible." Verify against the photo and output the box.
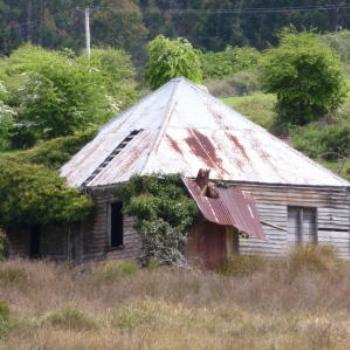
[110,202,124,248]
[30,225,42,258]
[288,207,317,244]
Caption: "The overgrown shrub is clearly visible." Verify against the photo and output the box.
[0,302,10,339]
[202,46,260,80]
[0,159,93,229]
[144,35,202,90]
[6,44,113,148]
[0,128,97,169]
[260,31,347,127]
[116,175,198,265]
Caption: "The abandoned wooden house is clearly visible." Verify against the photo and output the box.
[7,77,350,265]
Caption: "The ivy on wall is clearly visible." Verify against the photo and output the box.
[116,174,198,266]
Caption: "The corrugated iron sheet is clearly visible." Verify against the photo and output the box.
[60,77,350,188]
[183,178,266,240]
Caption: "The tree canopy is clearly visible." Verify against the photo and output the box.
[0,44,136,149]
[260,31,347,126]
[144,35,202,90]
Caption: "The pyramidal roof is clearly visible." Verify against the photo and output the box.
[61,77,349,188]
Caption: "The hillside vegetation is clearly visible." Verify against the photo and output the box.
[0,246,349,349]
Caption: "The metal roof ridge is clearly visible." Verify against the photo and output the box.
[140,78,184,175]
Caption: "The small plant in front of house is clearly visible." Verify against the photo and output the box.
[0,233,9,261]
[116,174,198,266]
[0,302,10,339]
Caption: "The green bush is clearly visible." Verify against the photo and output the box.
[1,129,97,170]
[6,45,112,148]
[202,46,260,80]
[116,175,198,265]
[0,159,93,229]
[144,35,202,90]
[0,302,10,339]
[291,123,350,160]
[260,31,347,127]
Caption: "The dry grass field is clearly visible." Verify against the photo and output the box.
[0,246,350,350]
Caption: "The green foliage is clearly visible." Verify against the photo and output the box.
[291,122,350,160]
[5,44,112,148]
[0,302,10,339]
[1,129,97,170]
[79,48,137,109]
[260,31,347,126]
[116,174,198,265]
[0,81,15,151]
[202,46,260,80]
[0,159,93,229]
[144,35,202,90]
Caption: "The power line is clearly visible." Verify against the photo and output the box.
[79,4,350,15]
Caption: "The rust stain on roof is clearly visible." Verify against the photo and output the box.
[185,128,228,176]
[166,134,183,155]
[226,132,249,160]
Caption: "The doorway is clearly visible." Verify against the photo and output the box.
[110,202,124,248]
[30,225,41,258]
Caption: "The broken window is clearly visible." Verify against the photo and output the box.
[109,202,124,248]
[287,207,317,244]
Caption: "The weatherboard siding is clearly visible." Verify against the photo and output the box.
[231,183,350,259]
[80,187,143,262]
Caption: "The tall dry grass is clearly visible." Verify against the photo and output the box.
[0,246,350,349]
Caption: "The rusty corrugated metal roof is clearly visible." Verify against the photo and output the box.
[60,77,350,188]
[183,178,266,240]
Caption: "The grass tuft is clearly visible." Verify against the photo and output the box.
[93,260,140,283]
[43,306,97,331]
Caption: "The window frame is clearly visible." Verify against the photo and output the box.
[287,206,318,245]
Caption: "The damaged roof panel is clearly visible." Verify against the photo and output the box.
[61,77,350,188]
[183,177,266,240]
